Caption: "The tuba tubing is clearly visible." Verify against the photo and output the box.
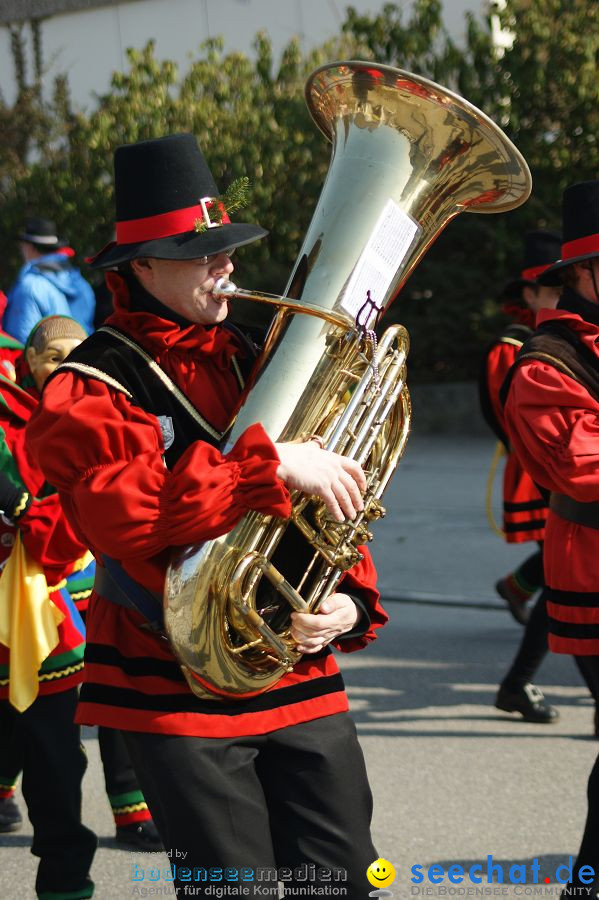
[164,60,531,700]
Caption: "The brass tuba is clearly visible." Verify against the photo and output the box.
[164,60,531,699]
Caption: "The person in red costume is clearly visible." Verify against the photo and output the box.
[26,134,387,898]
[480,231,567,724]
[0,316,163,852]
[502,181,599,897]
[480,230,561,624]
[0,315,96,900]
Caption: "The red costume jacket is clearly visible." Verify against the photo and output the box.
[0,376,87,699]
[0,289,24,382]
[481,316,548,543]
[504,304,599,655]
[26,274,387,736]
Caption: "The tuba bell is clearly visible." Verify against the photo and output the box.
[164,60,531,699]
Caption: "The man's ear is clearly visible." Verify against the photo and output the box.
[129,257,154,288]
[130,258,151,275]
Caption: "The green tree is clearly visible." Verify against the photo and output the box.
[0,33,356,297]
[0,2,596,383]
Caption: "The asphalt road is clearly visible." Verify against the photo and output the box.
[1,434,594,899]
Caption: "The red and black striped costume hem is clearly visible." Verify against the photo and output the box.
[76,641,349,738]
[503,497,548,540]
[546,586,599,655]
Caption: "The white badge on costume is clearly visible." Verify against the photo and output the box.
[157,415,175,451]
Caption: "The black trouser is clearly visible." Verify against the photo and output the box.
[0,689,96,896]
[502,589,550,689]
[562,656,599,897]
[513,546,544,591]
[123,713,377,898]
[0,705,145,824]
[98,725,144,805]
[501,590,599,708]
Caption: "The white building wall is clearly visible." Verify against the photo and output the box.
[0,0,483,110]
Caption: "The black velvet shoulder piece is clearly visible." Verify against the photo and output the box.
[44,325,229,468]
[499,320,599,409]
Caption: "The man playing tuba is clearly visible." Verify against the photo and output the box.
[26,133,388,897]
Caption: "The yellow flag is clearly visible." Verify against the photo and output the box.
[0,534,64,711]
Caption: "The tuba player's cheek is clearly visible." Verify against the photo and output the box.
[164,60,532,701]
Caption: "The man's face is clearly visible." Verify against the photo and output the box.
[130,253,235,325]
[19,241,40,263]
[26,337,83,392]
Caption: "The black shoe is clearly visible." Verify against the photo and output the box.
[594,707,599,739]
[116,819,163,851]
[495,578,531,625]
[0,796,22,833]
[495,683,559,723]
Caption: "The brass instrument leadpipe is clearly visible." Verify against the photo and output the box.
[213,279,353,330]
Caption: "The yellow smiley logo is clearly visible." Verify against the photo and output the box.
[366,857,396,888]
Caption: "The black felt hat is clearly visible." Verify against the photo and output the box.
[500,229,562,300]
[16,217,61,248]
[89,133,267,269]
[539,181,599,285]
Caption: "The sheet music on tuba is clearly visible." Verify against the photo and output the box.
[339,198,421,324]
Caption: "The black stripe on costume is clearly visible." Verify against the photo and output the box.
[545,587,599,608]
[503,519,546,534]
[85,642,331,679]
[503,499,547,513]
[85,643,186,681]
[549,619,599,641]
[79,672,345,715]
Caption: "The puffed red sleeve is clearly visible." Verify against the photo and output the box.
[334,544,387,652]
[26,371,291,562]
[504,360,599,501]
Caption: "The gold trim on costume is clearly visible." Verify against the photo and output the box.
[231,355,245,391]
[58,362,134,398]
[38,660,85,682]
[47,579,67,593]
[99,327,224,441]
[12,492,30,519]
[112,801,149,814]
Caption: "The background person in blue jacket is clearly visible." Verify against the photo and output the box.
[4,217,95,342]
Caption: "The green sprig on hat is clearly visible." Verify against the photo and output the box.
[194,177,251,233]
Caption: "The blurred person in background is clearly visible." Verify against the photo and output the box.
[503,181,599,896]
[479,230,561,624]
[4,217,95,343]
[480,230,564,724]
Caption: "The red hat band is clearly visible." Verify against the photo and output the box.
[116,199,231,245]
[520,263,551,281]
[561,233,599,262]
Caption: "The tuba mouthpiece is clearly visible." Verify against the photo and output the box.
[213,277,237,297]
